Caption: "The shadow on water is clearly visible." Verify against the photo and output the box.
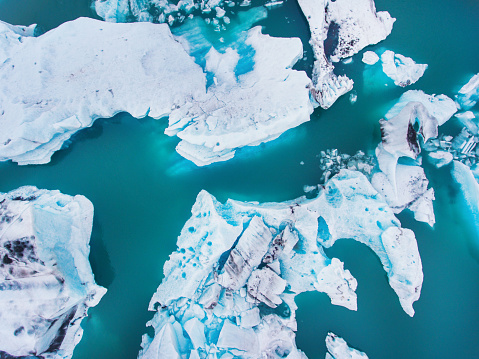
[89,217,115,288]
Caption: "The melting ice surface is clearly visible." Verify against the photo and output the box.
[325,333,368,359]
[139,170,422,358]
[0,11,312,166]
[0,186,105,358]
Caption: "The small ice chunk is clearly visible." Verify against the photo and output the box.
[362,51,379,65]
[380,50,427,87]
[428,151,453,168]
[456,73,479,110]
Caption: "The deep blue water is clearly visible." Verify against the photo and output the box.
[0,0,478,358]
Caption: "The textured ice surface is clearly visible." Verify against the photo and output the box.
[325,333,368,359]
[456,73,479,110]
[372,90,457,225]
[0,18,205,165]
[0,15,312,166]
[139,171,422,359]
[380,50,427,87]
[166,14,313,166]
[362,51,379,65]
[0,186,105,358]
[297,0,394,108]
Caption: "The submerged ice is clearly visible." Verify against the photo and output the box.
[0,186,105,358]
[139,170,422,359]
[0,15,312,166]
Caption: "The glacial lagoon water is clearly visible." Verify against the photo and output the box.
[0,0,479,358]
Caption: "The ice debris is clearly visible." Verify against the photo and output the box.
[318,149,375,183]
[0,186,106,358]
[371,90,457,226]
[380,50,427,87]
[138,171,423,359]
[456,73,479,110]
[0,16,312,166]
[325,333,368,359]
[297,0,395,108]
[95,0,241,27]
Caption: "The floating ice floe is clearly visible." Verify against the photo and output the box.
[297,0,395,108]
[325,333,368,359]
[139,171,422,359]
[362,51,379,65]
[0,15,312,166]
[451,161,479,227]
[380,50,427,87]
[456,73,479,110]
[372,90,457,226]
[0,186,106,358]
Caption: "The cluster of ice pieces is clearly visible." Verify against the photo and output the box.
[318,149,376,183]
[139,170,422,359]
[325,333,368,359]
[0,186,105,358]
[297,0,395,108]
[372,90,457,226]
[95,0,250,28]
[362,50,427,87]
[0,16,312,166]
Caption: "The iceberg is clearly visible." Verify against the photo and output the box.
[296,0,395,108]
[0,18,206,165]
[380,50,427,87]
[0,16,312,166]
[325,333,368,359]
[372,90,457,225]
[451,161,479,226]
[0,186,106,358]
[166,19,313,166]
[456,73,479,110]
[139,170,423,359]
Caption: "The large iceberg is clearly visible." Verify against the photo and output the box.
[0,186,106,358]
[372,90,457,226]
[139,170,422,359]
[296,0,395,108]
[0,17,206,165]
[325,333,368,359]
[0,15,312,166]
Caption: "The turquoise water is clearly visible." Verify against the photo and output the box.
[0,0,478,358]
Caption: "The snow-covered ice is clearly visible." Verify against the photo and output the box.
[325,333,368,359]
[456,73,479,110]
[0,186,105,358]
[139,170,423,359]
[297,0,394,108]
[380,50,427,87]
[0,15,312,166]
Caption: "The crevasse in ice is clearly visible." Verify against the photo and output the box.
[139,170,422,359]
[0,186,106,359]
